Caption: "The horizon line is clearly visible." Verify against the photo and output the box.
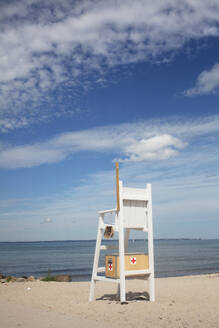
[0,238,218,243]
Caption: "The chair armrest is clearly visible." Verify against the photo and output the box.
[98,208,117,214]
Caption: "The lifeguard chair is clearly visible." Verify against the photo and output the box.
[89,163,155,303]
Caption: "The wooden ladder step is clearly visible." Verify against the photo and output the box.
[94,275,120,283]
[125,269,150,276]
[97,267,105,272]
[100,245,119,250]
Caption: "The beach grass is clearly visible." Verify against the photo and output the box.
[41,270,56,282]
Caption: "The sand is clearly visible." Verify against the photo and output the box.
[0,274,219,328]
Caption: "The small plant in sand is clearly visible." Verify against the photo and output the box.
[42,270,56,282]
[6,276,12,282]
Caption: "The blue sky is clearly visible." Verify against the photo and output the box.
[0,0,219,241]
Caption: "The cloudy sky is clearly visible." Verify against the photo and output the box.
[1,0,219,241]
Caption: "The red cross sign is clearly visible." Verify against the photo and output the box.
[130,257,136,264]
[108,263,113,271]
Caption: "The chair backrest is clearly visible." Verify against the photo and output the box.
[119,181,151,230]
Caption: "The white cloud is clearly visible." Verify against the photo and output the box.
[0,144,67,168]
[185,63,219,96]
[1,153,219,240]
[118,134,186,162]
[0,117,31,132]
[41,217,53,224]
[1,0,219,128]
[0,114,219,168]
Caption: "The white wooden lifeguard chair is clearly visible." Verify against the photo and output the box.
[89,163,155,303]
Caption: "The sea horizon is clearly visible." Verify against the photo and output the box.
[1,239,219,281]
[1,237,218,243]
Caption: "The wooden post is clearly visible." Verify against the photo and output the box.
[116,162,120,212]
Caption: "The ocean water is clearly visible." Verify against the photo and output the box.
[0,239,219,281]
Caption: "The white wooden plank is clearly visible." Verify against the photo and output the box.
[123,194,147,201]
[100,245,118,250]
[98,208,117,214]
[94,275,120,283]
[125,269,150,276]
[119,180,126,303]
[123,199,147,228]
[147,183,155,302]
[97,267,105,272]
[89,215,104,302]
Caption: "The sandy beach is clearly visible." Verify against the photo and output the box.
[0,274,219,328]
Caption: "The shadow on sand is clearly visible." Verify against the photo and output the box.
[96,291,150,302]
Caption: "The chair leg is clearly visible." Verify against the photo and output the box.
[147,185,155,302]
[120,268,126,303]
[148,273,155,302]
[89,279,96,302]
[119,223,126,303]
[89,216,103,302]
[116,283,120,300]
